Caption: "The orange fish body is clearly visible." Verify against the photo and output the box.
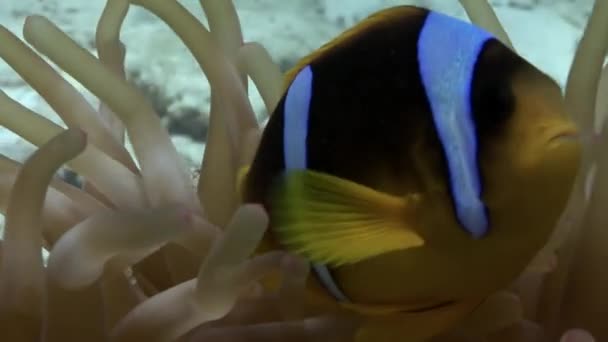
[240,6,581,341]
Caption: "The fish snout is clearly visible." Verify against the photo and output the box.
[544,122,580,149]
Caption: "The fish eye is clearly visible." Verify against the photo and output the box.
[471,76,515,137]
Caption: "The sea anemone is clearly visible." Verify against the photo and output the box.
[0,0,605,341]
[0,0,308,340]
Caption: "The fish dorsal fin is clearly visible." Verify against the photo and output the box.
[270,170,425,267]
[417,11,493,238]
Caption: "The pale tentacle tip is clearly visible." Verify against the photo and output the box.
[560,329,595,342]
[176,206,198,227]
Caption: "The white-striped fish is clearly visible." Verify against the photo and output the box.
[239,5,580,320]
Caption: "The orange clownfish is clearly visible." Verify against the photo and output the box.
[238,5,581,340]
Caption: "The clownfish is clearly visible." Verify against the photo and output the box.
[238,5,580,337]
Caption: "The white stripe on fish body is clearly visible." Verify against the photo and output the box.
[284,65,313,170]
[282,65,350,302]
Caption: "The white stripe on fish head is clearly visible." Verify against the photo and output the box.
[418,11,492,238]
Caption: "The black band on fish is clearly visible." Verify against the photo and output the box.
[417,11,491,238]
[282,65,350,302]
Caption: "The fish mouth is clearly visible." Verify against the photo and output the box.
[401,300,456,313]
[546,125,580,146]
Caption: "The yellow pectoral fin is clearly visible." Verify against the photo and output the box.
[270,170,425,267]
